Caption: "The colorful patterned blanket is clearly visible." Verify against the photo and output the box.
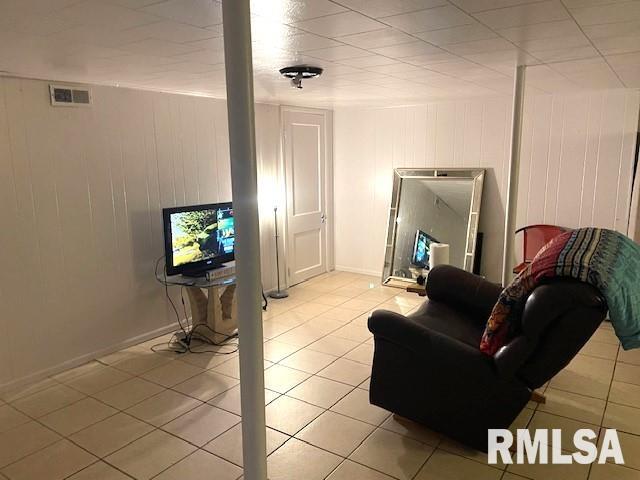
[480,228,640,356]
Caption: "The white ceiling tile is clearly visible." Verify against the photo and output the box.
[146,70,204,82]
[284,33,342,52]
[171,48,225,65]
[150,61,220,74]
[366,62,425,74]
[142,0,223,28]
[371,41,445,58]
[122,20,218,44]
[475,1,570,29]
[120,38,204,56]
[441,65,492,79]
[402,51,460,65]
[305,45,370,61]
[606,51,640,68]
[592,33,640,56]
[205,24,223,36]
[445,37,516,56]
[411,70,455,83]
[64,43,130,59]
[333,0,447,18]
[249,16,298,44]
[415,23,497,46]
[52,0,161,30]
[531,45,600,63]
[342,55,399,67]
[450,0,546,13]
[610,64,640,88]
[364,76,416,86]
[106,0,164,7]
[525,64,577,90]
[103,55,185,74]
[572,70,622,88]
[570,1,640,26]
[464,70,511,82]
[583,19,640,39]
[0,0,632,106]
[437,84,496,96]
[549,56,597,73]
[319,77,359,87]
[1,13,80,36]
[250,0,346,22]
[382,5,474,33]
[328,71,391,83]
[562,0,632,8]
[117,53,185,68]
[292,11,387,37]
[184,36,224,52]
[0,0,86,23]
[45,24,150,47]
[254,47,304,67]
[498,20,584,43]
[518,34,591,53]
[309,63,362,76]
[387,68,441,80]
[465,49,536,68]
[486,79,518,94]
[422,59,477,74]
[338,28,416,49]
[550,56,617,78]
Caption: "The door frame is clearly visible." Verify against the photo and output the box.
[279,105,334,287]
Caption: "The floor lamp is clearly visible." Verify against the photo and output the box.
[269,206,289,299]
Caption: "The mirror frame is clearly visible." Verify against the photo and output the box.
[382,168,485,287]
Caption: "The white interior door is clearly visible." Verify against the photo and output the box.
[283,109,328,286]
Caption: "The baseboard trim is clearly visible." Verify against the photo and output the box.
[0,322,182,394]
[335,265,382,277]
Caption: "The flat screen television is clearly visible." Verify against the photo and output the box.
[163,202,235,276]
[411,229,438,269]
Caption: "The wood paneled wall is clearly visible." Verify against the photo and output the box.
[0,77,281,387]
[516,90,640,234]
[333,89,640,283]
[334,97,512,282]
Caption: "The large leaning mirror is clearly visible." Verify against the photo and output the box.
[382,168,485,287]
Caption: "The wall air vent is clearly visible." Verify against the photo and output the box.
[49,84,92,107]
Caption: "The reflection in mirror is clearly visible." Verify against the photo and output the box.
[393,178,472,276]
[382,169,484,286]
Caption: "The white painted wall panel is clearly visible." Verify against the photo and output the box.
[334,89,640,283]
[334,97,512,282]
[0,77,282,387]
[517,89,639,237]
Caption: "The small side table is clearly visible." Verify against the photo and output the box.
[158,266,237,344]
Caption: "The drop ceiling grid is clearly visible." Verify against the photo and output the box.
[0,0,637,106]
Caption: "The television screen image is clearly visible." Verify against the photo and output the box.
[163,203,234,275]
[412,230,438,269]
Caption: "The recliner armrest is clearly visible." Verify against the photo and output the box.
[426,265,502,319]
[368,309,497,380]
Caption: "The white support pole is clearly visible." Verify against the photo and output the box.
[220,2,268,479]
[502,64,526,287]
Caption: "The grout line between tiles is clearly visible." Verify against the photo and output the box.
[8,271,640,480]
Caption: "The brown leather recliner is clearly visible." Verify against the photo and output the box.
[368,265,608,451]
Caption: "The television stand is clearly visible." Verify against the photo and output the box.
[157,263,237,345]
[181,263,228,278]
[185,282,236,344]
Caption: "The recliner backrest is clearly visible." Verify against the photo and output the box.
[493,279,607,388]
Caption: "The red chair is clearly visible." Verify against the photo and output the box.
[513,224,571,274]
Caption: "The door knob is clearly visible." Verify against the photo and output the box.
[321,213,327,223]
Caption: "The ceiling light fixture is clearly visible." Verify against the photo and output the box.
[279,65,323,89]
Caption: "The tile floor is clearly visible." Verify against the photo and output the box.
[0,271,639,480]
